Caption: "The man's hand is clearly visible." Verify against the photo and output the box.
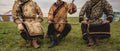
[48,20,53,24]
[102,20,110,24]
[81,20,88,24]
[15,19,22,24]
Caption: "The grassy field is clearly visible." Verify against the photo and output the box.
[0,17,120,51]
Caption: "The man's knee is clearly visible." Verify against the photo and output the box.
[66,24,71,31]
[61,24,71,35]
[104,23,110,27]
[47,23,56,36]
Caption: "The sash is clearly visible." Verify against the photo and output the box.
[19,0,30,20]
[53,1,65,17]
[18,1,31,37]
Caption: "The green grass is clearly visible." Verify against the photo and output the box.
[0,17,120,51]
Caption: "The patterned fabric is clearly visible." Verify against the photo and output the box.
[48,1,77,32]
[12,0,43,20]
[12,0,44,36]
[18,19,44,36]
[79,0,113,22]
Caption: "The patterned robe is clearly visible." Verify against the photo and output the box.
[79,0,113,22]
[48,1,77,32]
[12,0,44,36]
[79,0,113,39]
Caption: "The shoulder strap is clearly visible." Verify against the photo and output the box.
[19,0,30,20]
[53,1,65,17]
[19,1,31,38]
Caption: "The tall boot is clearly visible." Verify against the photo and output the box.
[56,35,65,45]
[48,35,57,48]
[87,37,94,46]
[94,38,99,46]
[25,40,32,47]
[32,38,40,48]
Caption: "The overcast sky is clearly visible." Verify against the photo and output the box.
[0,0,120,16]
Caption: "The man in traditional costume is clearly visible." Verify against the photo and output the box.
[79,0,113,46]
[12,0,44,48]
[47,0,77,48]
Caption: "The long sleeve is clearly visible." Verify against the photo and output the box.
[79,1,89,22]
[104,0,113,23]
[48,5,55,21]
[12,1,20,21]
[34,2,43,18]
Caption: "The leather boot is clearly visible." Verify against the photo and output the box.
[56,35,63,45]
[48,41,57,48]
[32,38,40,48]
[25,40,32,47]
[48,35,57,48]
[94,38,99,46]
[87,37,94,46]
